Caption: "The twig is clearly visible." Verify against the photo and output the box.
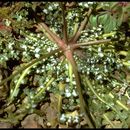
[72,39,111,49]
[65,49,95,128]
[37,23,67,51]
[70,8,92,43]
[61,2,68,44]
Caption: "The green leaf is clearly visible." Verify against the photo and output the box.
[102,2,118,10]
[98,14,118,33]
[104,111,115,120]
[120,110,129,120]
[89,15,98,27]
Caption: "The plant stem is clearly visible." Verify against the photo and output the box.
[70,8,92,43]
[37,10,95,126]
[57,82,65,118]
[103,114,115,128]
[61,2,68,44]
[37,23,68,51]
[65,48,95,128]
[9,62,37,103]
[72,39,111,49]
[34,77,55,99]
[0,49,61,86]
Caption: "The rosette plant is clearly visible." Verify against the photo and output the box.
[0,2,130,128]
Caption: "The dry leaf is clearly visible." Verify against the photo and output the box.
[46,106,58,128]
[0,122,13,128]
[21,114,42,128]
[40,102,49,115]
[58,124,68,128]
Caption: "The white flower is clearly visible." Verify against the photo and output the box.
[8,44,12,49]
[88,2,94,4]
[21,45,27,50]
[72,90,77,97]
[37,33,41,38]
[36,69,40,73]
[48,6,53,10]
[5,19,11,26]
[35,48,40,53]
[17,15,22,21]
[95,33,98,38]
[84,3,89,8]
[73,116,79,123]
[60,114,66,123]
[98,52,104,57]
[43,9,48,14]
[66,78,69,82]
[97,75,102,80]
[93,27,96,30]
[47,47,51,52]
[99,24,103,28]
[65,89,71,97]
[35,53,40,58]
[97,28,102,31]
